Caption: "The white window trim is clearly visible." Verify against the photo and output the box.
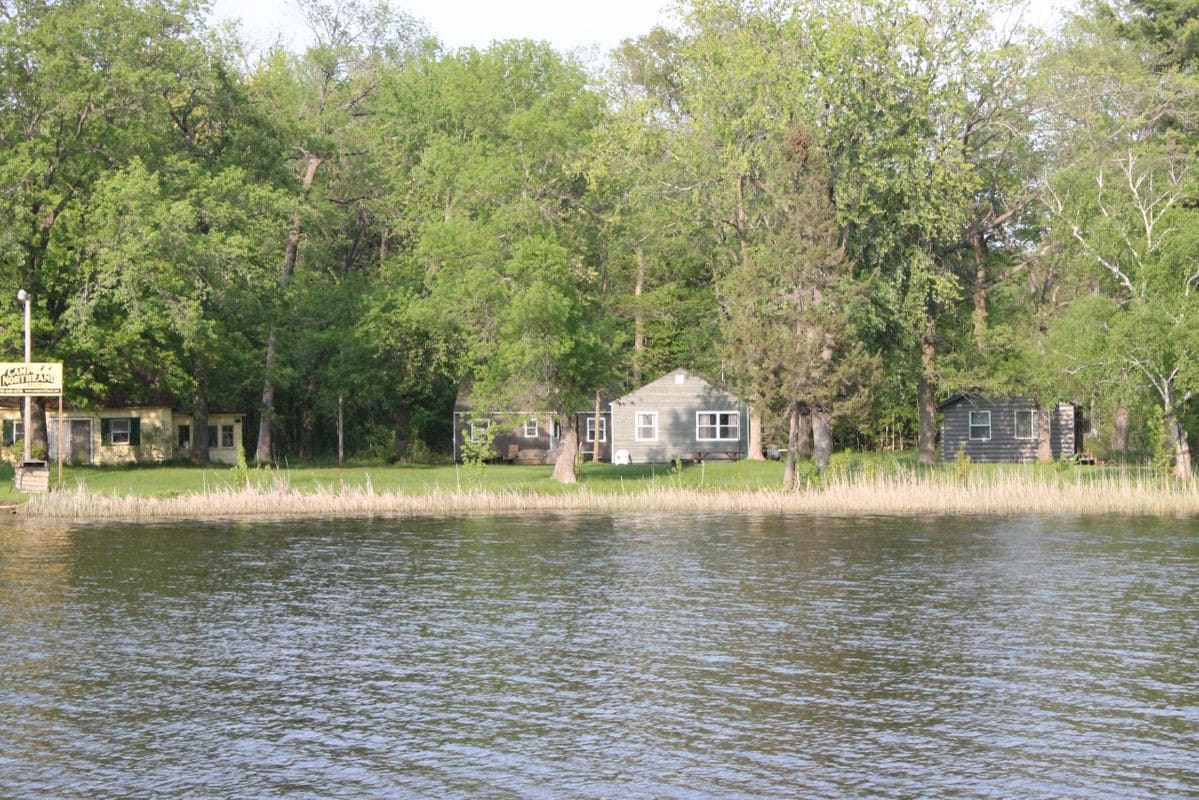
[220,424,235,449]
[1014,409,1037,441]
[696,410,740,442]
[586,416,607,443]
[110,418,132,446]
[524,418,538,438]
[634,411,658,442]
[969,410,991,441]
[469,420,490,444]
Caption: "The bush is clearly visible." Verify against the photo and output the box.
[954,446,971,485]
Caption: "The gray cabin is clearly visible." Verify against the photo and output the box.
[939,394,1083,463]
[610,369,748,463]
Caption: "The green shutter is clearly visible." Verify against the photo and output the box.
[100,418,112,446]
[130,417,141,447]
[3,420,12,446]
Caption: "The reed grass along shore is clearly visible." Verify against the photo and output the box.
[20,469,1199,519]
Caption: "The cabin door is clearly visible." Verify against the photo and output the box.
[70,419,93,464]
[49,417,93,464]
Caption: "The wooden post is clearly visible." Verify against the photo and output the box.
[58,392,63,483]
[592,391,602,463]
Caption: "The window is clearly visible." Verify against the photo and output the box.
[178,424,190,448]
[969,410,991,440]
[3,419,24,446]
[524,418,539,437]
[101,417,141,447]
[110,418,131,445]
[635,411,658,441]
[586,416,607,442]
[697,411,739,441]
[221,424,235,448]
[208,425,219,448]
[470,420,490,443]
[1014,409,1036,440]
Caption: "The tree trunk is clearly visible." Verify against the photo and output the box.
[812,409,832,468]
[190,388,210,464]
[256,153,322,465]
[917,304,938,466]
[783,402,800,488]
[746,408,764,460]
[796,406,813,460]
[552,412,578,484]
[1165,408,1193,478]
[1037,403,1053,464]
[392,405,411,462]
[633,243,646,386]
[337,395,345,466]
[971,231,988,347]
[30,397,47,460]
[1112,405,1129,459]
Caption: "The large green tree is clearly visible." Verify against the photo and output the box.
[373,41,613,481]
[0,0,262,452]
[1041,1,1199,476]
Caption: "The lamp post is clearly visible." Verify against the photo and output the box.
[16,289,30,463]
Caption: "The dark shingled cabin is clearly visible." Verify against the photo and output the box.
[938,394,1084,463]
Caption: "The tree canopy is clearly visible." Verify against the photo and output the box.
[1,0,1194,478]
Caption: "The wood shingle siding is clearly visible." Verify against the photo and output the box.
[611,369,748,463]
[451,410,612,463]
[939,395,1081,463]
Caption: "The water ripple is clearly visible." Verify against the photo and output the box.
[0,514,1195,798]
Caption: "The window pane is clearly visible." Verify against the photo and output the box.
[178,425,190,448]
[524,419,538,437]
[221,425,235,448]
[635,412,656,440]
[208,425,218,448]
[719,412,738,439]
[698,411,738,441]
[111,418,131,445]
[969,411,990,440]
[1015,410,1035,440]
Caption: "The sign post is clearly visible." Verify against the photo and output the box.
[1,361,63,493]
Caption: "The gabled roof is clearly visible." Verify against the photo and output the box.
[613,367,744,406]
[937,392,981,410]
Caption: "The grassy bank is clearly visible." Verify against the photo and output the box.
[8,457,1198,518]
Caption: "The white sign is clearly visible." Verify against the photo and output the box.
[0,362,63,395]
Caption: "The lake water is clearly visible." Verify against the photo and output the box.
[0,514,1195,799]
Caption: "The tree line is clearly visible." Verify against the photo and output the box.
[1,0,1196,481]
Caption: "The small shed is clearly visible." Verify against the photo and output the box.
[452,397,612,463]
[939,394,1083,463]
[610,368,748,463]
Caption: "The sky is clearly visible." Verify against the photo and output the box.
[209,0,1074,58]
[208,0,679,56]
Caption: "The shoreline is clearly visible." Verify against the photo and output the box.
[16,473,1199,519]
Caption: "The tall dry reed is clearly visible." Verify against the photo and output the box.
[19,470,1199,519]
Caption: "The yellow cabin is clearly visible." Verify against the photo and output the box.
[0,406,245,465]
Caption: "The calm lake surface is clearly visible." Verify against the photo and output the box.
[0,514,1195,799]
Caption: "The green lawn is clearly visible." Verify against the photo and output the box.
[0,451,1162,503]
[0,458,788,500]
